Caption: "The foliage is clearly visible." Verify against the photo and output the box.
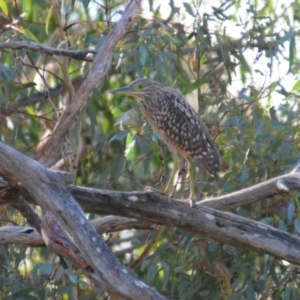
[1,0,300,299]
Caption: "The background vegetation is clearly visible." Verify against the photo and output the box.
[0,0,300,299]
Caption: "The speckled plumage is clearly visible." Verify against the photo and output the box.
[110,78,220,204]
[135,79,220,175]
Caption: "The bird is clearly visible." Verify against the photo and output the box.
[109,78,220,206]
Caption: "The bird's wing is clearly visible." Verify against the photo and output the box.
[156,90,220,175]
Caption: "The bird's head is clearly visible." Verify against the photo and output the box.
[109,78,159,101]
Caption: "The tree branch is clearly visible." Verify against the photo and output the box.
[2,149,300,267]
[66,186,300,266]
[66,167,300,213]
[200,170,300,210]
[0,139,165,300]
[0,216,152,246]
[2,137,300,266]
[0,225,44,246]
[41,0,143,168]
[11,192,42,231]
[0,41,95,62]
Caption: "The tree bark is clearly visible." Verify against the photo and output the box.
[1,141,300,266]
[0,140,165,299]
[0,216,152,246]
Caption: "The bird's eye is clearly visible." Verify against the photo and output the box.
[137,84,144,90]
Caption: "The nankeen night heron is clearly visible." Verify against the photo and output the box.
[109,78,221,205]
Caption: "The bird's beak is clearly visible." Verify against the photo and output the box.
[109,86,135,95]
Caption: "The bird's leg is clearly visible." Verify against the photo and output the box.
[164,156,185,199]
[157,141,166,188]
[187,160,196,207]
[174,157,186,198]
[153,175,164,188]
[164,158,179,199]
[144,185,166,196]
[177,165,187,198]
[175,163,187,198]
[178,166,186,177]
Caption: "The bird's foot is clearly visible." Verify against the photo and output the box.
[144,185,162,193]
[187,190,198,208]
[144,186,167,196]
[189,199,196,208]
[145,186,174,201]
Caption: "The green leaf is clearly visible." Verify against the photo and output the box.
[183,78,209,94]
[122,42,135,52]
[278,219,287,232]
[239,167,249,183]
[260,217,273,225]
[10,290,38,300]
[293,218,300,234]
[231,277,243,289]
[23,28,39,42]
[162,33,182,45]
[279,30,293,46]
[147,264,158,283]
[0,0,8,15]
[94,134,109,152]
[269,106,278,121]
[43,265,53,276]
[238,88,254,102]
[208,241,217,252]
[54,266,64,281]
[110,131,129,143]
[139,44,147,66]
[270,265,280,286]
[112,107,125,118]
[160,261,170,288]
[142,27,156,37]
[183,2,195,17]
[289,36,295,72]
[114,109,141,131]
[292,80,300,91]
[110,154,126,182]
[284,287,291,300]
[87,100,96,138]
[125,132,136,171]
[164,51,177,60]
[15,82,36,90]
[0,64,15,80]
[45,5,53,35]
[125,131,134,146]
[56,286,72,295]
[174,266,183,273]
[287,203,295,223]
[68,273,78,283]
[140,259,150,272]
[97,169,109,185]
[200,290,210,296]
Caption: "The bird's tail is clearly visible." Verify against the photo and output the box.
[200,148,221,176]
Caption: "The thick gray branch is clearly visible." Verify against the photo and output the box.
[200,170,300,210]
[0,41,95,62]
[41,0,142,167]
[68,186,300,266]
[0,216,152,246]
[2,150,300,267]
[0,141,165,300]
[0,226,43,246]
[67,166,300,213]
[2,140,300,266]
[12,192,42,231]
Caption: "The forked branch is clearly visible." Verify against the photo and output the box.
[1,141,300,267]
